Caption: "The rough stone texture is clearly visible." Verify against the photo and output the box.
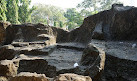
[92,22,104,40]
[9,72,49,81]
[0,22,11,45]
[0,41,55,57]
[80,44,105,81]
[18,59,56,78]
[20,45,56,56]
[11,42,29,47]
[0,45,17,61]
[67,4,137,43]
[4,23,68,45]
[0,77,8,81]
[0,60,18,77]
[55,73,92,81]
[45,45,83,71]
[104,55,137,81]
[0,4,137,81]
[91,40,137,81]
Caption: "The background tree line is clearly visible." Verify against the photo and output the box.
[0,0,121,30]
[0,0,35,24]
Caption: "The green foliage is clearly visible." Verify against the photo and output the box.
[59,21,63,27]
[77,0,121,12]
[31,4,66,27]
[6,0,20,24]
[100,0,121,10]
[64,8,79,29]
[18,0,36,23]
[2,0,35,24]
[0,0,7,21]
[77,0,99,12]
[64,8,90,30]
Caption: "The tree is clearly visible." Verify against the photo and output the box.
[77,0,100,12]
[64,8,78,29]
[77,0,121,12]
[64,8,88,30]
[6,0,20,24]
[47,5,67,27]
[0,0,7,21]
[31,5,51,24]
[18,0,36,23]
[100,0,121,10]
[31,4,66,27]
[59,21,63,27]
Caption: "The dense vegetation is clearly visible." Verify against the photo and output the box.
[0,0,120,30]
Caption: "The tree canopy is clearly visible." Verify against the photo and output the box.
[31,4,66,27]
[0,0,35,24]
[18,0,36,23]
[77,0,120,12]
[64,8,90,30]
[0,0,7,21]
[6,0,20,24]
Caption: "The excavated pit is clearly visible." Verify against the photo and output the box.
[4,42,86,78]
[18,43,85,71]
[1,4,137,81]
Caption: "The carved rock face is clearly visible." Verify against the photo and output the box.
[0,22,7,45]
[55,73,92,81]
[81,44,105,81]
[0,4,137,81]
[0,60,18,77]
[18,59,56,78]
[9,72,50,81]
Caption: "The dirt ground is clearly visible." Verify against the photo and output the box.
[91,39,137,61]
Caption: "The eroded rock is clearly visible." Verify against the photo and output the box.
[104,54,137,81]
[20,45,56,56]
[18,59,56,78]
[0,4,137,81]
[91,40,137,81]
[0,77,8,81]
[0,22,10,45]
[9,72,49,81]
[0,60,18,77]
[81,44,105,81]
[4,23,68,45]
[54,73,92,81]
[0,45,17,61]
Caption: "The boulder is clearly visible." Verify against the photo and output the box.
[0,45,17,61]
[9,72,49,81]
[54,73,92,81]
[91,40,137,81]
[18,59,56,78]
[81,44,105,81]
[0,60,18,77]
[104,54,137,81]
